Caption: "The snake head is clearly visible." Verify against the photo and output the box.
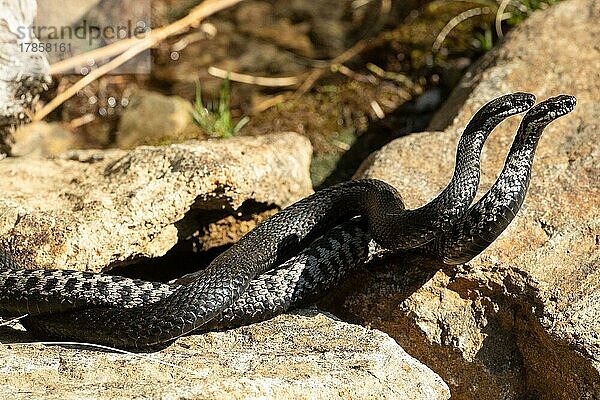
[468,92,536,126]
[461,92,536,142]
[490,92,537,118]
[520,95,577,131]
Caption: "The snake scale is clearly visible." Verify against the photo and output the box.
[0,93,576,348]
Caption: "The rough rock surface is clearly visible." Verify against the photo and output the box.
[0,310,450,400]
[333,1,599,399]
[0,133,312,272]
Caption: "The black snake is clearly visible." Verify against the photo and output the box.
[0,94,576,348]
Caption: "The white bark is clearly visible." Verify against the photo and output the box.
[0,0,50,152]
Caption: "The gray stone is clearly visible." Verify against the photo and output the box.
[339,0,600,398]
[0,310,450,400]
[0,132,312,272]
[116,90,206,149]
[10,121,81,157]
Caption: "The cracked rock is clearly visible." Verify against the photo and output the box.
[0,132,312,272]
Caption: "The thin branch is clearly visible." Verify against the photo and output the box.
[250,94,287,114]
[331,64,378,84]
[0,315,28,327]
[50,37,145,75]
[67,113,96,129]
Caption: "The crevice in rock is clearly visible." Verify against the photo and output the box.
[514,302,600,400]
[537,219,557,239]
[106,199,279,282]
[107,243,230,283]
[431,270,599,399]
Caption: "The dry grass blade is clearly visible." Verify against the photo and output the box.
[433,6,494,51]
[208,66,300,87]
[0,314,28,327]
[293,37,382,99]
[495,0,513,38]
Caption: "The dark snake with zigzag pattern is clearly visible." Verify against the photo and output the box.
[0,94,576,348]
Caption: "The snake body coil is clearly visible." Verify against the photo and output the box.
[0,94,575,348]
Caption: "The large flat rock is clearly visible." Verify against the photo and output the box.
[0,133,312,272]
[0,310,450,400]
[338,0,600,398]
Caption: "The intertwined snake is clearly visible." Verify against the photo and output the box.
[0,93,576,348]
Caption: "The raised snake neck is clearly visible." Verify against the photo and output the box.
[0,94,576,348]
